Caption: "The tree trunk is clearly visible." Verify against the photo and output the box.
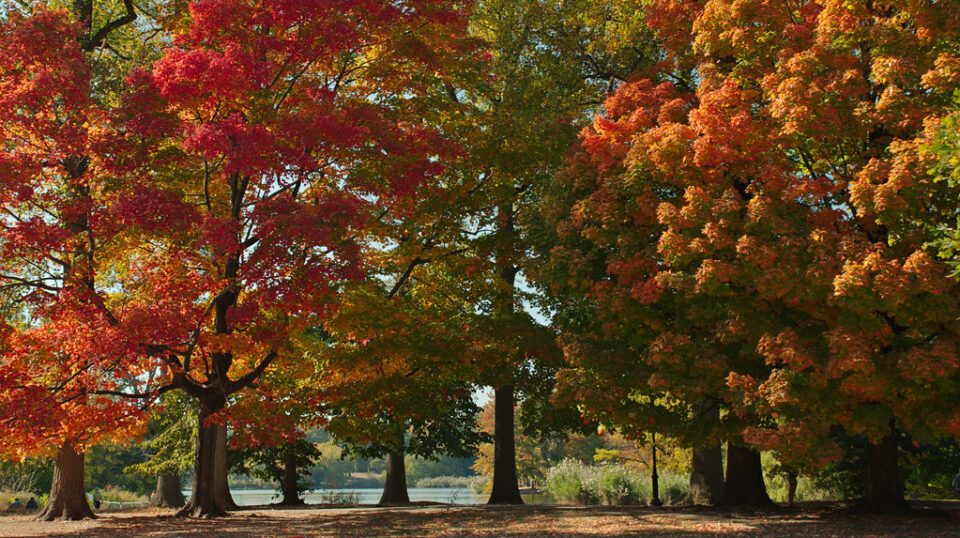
[684,398,724,506]
[213,422,238,510]
[178,399,228,517]
[378,447,410,505]
[279,445,304,505]
[861,423,907,512]
[488,384,524,505]
[36,441,95,521]
[151,473,186,508]
[486,201,523,506]
[686,446,725,506]
[719,444,774,507]
[683,397,723,506]
[786,471,798,506]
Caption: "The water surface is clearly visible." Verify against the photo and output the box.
[183,488,484,506]
[182,488,550,506]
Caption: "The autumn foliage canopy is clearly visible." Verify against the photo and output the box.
[2,0,960,519]
[537,0,960,474]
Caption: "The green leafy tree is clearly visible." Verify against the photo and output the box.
[925,95,960,272]
[442,0,656,505]
[230,438,320,506]
[125,392,196,508]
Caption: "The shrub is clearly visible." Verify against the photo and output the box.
[766,472,839,504]
[0,463,41,494]
[94,486,149,510]
[663,484,686,505]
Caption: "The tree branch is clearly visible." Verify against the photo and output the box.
[81,0,137,52]
[93,382,177,401]
[226,350,278,395]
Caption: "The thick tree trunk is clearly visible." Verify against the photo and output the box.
[179,400,229,517]
[279,445,304,505]
[861,424,907,512]
[488,384,524,505]
[37,441,95,521]
[684,398,724,506]
[378,447,410,505]
[686,446,725,506]
[151,473,186,508]
[719,444,774,507]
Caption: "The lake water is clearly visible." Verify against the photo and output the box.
[183,488,490,506]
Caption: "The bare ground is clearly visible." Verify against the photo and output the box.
[2,502,960,537]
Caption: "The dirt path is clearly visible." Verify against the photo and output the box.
[2,503,960,537]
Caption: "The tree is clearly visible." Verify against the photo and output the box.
[526,9,744,506]
[85,443,152,496]
[313,278,489,505]
[444,0,656,505]
[533,0,960,512]
[281,5,489,504]
[703,0,960,511]
[126,392,196,508]
[224,349,326,507]
[231,436,320,506]
[473,398,603,490]
[0,2,160,520]
[92,0,472,517]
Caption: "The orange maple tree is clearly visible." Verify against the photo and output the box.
[533,0,960,510]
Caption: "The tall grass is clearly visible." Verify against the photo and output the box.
[634,470,688,505]
[543,460,687,506]
[0,491,36,510]
[414,476,476,489]
[545,460,599,504]
[764,473,839,504]
[471,475,490,494]
[96,486,148,504]
[316,489,359,505]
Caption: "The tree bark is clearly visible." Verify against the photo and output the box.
[378,447,410,505]
[861,423,907,512]
[486,201,523,505]
[686,446,725,506]
[487,384,524,505]
[279,445,304,505]
[684,399,724,506]
[178,399,229,517]
[718,444,774,507]
[151,473,186,508]
[36,441,95,521]
[213,422,238,510]
[786,471,798,506]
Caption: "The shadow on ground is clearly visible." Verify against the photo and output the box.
[11,502,960,537]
